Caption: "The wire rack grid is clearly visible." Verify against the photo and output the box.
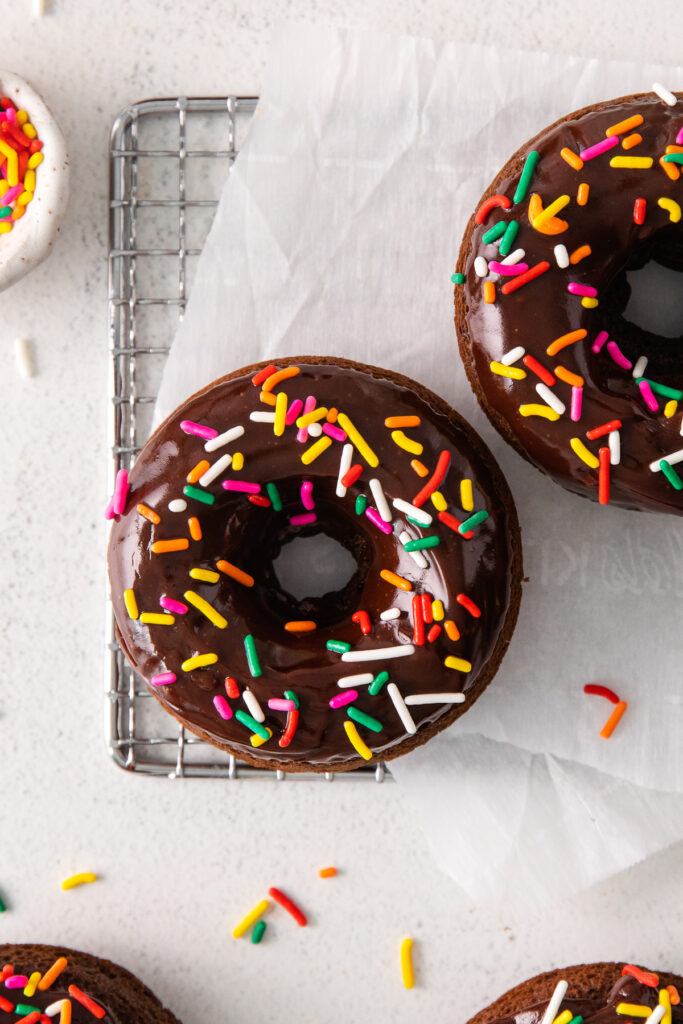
[106,95,388,782]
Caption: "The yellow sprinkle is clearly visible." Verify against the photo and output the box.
[181,653,218,671]
[343,719,373,761]
[570,437,600,469]
[658,197,682,223]
[532,193,570,228]
[232,898,270,939]
[24,169,36,192]
[0,140,18,185]
[0,180,8,197]
[22,123,37,140]
[251,727,273,748]
[184,590,227,629]
[490,360,526,380]
[301,435,333,465]
[232,451,244,470]
[483,280,496,304]
[430,490,447,512]
[410,459,429,477]
[189,568,220,583]
[664,399,678,418]
[123,588,139,620]
[616,1005,652,1018]
[460,478,474,511]
[38,957,68,990]
[61,873,97,891]
[553,1013,573,1024]
[28,151,43,169]
[296,407,328,428]
[391,429,423,455]
[337,413,379,467]
[431,599,445,621]
[444,656,472,673]
[139,612,175,625]
[400,937,415,990]
[0,223,11,233]
[660,988,672,1024]
[16,110,28,125]
[519,404,560,421]
[609,156,654,168]
[19,190,33,204]
[24,972,41,997]
[581,297,599,308]
[274,390,288,436]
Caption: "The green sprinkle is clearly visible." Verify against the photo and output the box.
[638,378,683,401]
[15,1008,40,1016]
[326,640,351,654]
[663,153,683,164]
[568,1017,584,1024]
[355,494,368,515]
[235,709,270,739]
[0,206,11,218]
[404,536,440,552]
[498,219,519,257]
[513,150,540,204]
[183,485,215,505]
[251,920,267,944]
[451,272,465,284]
[369,670,389,696]
[284,689,300,709]
[244,634,262,677]
[458,510,489,534]
[481,220,506,245]
[347,706,383,733]
[266,482,283,511]
[0,893,5,913]
[660,459,683,490]
[406,514,426,527]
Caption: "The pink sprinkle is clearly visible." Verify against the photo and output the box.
[290,512,317,526]
[150,672,176,686]
[180,420,218,440]
[322,422,347,441]
[5,107,16,124]
[160,596,188,615]
[365,507,392,535]
[488,261,529,276]
[606,340,633,370]
[112,468,129,516]
[222,480,261,493]
[676,126,683,145]
[2,185,22,204]
[301,480,315,510]
[570,386,583,422]
[213,695,233,720]
[592,330,609,353]
[567,282,598,298]
[104,497,116,520]
[580,135,619,160]
[5,976,28,989]
[638,379,659,412]
[297,395,316,444]
[285,398,304,426]
[329,690,358,708]
[268,698,297,711]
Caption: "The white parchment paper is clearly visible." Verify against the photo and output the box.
[155,23,683,910]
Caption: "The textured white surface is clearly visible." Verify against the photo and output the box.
[0,2,682,1024]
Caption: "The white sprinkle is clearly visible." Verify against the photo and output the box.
[500,345,525,366]
[405,692,466,705]
[14,337,36,377]
[400,530,428,569]
[608,429,621,466]
[380,607,401,621]
[539,982,568,1024]
[392,498,432,526]
[554,244,569,269]
[33,0,46,17]
[45,1001,68,1017]
[387,682,417,735]
[650,447,683,471]
[680,415,683,437]
[341,644,415,662]
[308,421,323,437]
[168,498,187,512]
[336,443,354,497]
[337,673,374,688]
[243,688,265,722]
[536,382,565,415]
[250,411,276,423]
[204,425,245,451]
[369,478,392,523]
[649,1007,667,1024]
[501,248,525,265]
[474,256,488,277]
[632,355,648,378]
[199,452,232,486]
[653,82,677,106]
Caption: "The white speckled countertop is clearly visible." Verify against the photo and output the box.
[1,2,682,1022]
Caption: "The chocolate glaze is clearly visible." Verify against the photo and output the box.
[108,357,522,771]
[456,92,683,514]
[0,984,117,1023]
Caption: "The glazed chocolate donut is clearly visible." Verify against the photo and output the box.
[455,88,683,514]
[107,357,522,772]
[0,944,182,1024]
[468,962,683,1024]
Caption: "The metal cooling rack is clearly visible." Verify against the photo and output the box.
[106,96,387,781]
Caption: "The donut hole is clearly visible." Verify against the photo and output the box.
[624,261,683,340]
[273,533,358,603]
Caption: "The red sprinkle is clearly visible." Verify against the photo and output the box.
[437,510,474,540]
[68,986,106,1020]
[412,594,425,646]
[427,624,441,643]
[598,446,610,505]
[586,419,622,440]
[522,355,555,387]
[584,684,620,704]
[248,494,271,507]
[633,198,646,225]
[251,364,278,387]
[421,594,433,623]
[456,593,481,618]
[279,709,299,748]
[268,886,307,926]
[412,450,451,508]
[352,610,371,635]
[0,966,13,983]
[341,464,363,488]
[225,676,240,699]
[475,193,512,225]
[501,260,550,296]
[0,996,14,1013]
[622,965,659,988]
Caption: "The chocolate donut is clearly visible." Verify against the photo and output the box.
[455,88,683,514]
[0,944,181,1024]
[107,357,522,772]
[468,962,683,1024]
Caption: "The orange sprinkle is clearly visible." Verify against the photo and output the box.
[260,390,277,406]
[326,407,338,423]
[38,957,68,991]
[137,503,160,525]
[546,328,587,357]
[410,459,429,477]
[60,1001,72,1024]
[483,280,496,304]
[187,460,210,484]
[385,415,421,428]
[216,559,255,588]
[605,113,643,137]
[318,867,337,878]
[380,569,412,592]
[555,366,585,387]
[284,620,317,632]
[569,244,591,265]
[577,182,589,206]
[262,365,300,393]
[668,987,680,1006]
[660,155,680,181]
[152,538,189,553]
[600,700,628,739]
[444,619,460,642]
[188,517,202,541]
[560,147,583,170]
[622,132,642,149]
